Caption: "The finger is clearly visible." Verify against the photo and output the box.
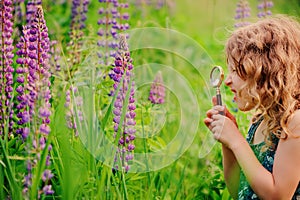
[206,109,219,118]
[211,126,221,140]
[211,113,224,121]
[213,105,236,121]
[213,105,225,112]
[213,132,221,141]
[222,108,238,127]
[212,96,217,106]
[204,118,213,128]
[210,119,218,127]
[210,119,223,131]
[213,106,236,122]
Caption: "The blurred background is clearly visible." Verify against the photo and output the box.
[1,0,300,199]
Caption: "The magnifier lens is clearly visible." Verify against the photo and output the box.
[210,67,223,87]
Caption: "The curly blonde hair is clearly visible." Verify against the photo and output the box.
[225,15,300,147]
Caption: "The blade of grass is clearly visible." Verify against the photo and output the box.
[0,162,5,199]
[173,161,188,199]
[121,169,129,200]
[161,109,192,199]
[161,161,177,199]
[52,96,74,200]
[30,134,52,199]
[0,135,22,200]
[146,172,162,199]
[141,106,151,185]
[111,172,122,199]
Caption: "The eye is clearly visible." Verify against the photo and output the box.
[231,68,237,73]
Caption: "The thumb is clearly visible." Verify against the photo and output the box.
[212,96,217,106]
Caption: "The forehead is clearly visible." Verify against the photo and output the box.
[226,58,237,70]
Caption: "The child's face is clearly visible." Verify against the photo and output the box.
[224,64,256,112]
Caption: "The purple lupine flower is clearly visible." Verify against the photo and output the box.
[22,160,32,196]
[257,0,274,18]
[42,169,54,182]
[14,28,37,129]
[16,6,52,136]
[148,71,165,104]
[110,35,136,173]
[30,6,52,135]
[134,0,175,11]
[42,185,54,195]
[68,0,90,66]
[64,86,83,137]
[26,0,42,25]
[97,0,130,66]
[22,161,32,196]
[70,0,90,30]
[49,40,62,73]
[13,0,25,26]
[234,0,251,28]
[156,0,164,9]
[0,0,15,135]
[33,7,54,194]
[16,6,54,197]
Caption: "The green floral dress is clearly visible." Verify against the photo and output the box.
[238,119,300,199]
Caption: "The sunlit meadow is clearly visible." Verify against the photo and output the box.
[0,0,299,199]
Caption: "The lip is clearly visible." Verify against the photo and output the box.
[231,89,237,101]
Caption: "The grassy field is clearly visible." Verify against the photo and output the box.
[1,0,300,199]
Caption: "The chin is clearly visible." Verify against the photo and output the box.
[237,103,254,112]
[238,107,249,112]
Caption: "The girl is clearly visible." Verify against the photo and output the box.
[204,15,300,199]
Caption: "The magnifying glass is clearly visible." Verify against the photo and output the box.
[210,66,224,106]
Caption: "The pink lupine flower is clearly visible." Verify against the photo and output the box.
[149,71,165,104]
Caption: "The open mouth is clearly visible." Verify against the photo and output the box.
[231,89,237,101]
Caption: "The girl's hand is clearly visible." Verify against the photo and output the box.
[204,97,238,128]
[209,110,243,149]
[204,97,243,149]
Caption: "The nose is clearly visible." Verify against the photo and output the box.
[224,74,232,86]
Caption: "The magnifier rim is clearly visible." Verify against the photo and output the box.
[210,66,224,87]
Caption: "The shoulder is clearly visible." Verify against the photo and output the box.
[276,110,300,158]
[287,109,300,137]
[274,110,300,198]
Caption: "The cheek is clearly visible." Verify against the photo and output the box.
[237,92,257,111]
[233,75,246,86]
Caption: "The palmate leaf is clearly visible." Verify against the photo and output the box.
[146,136,167,152]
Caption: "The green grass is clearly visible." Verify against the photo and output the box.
[1,0,300,199]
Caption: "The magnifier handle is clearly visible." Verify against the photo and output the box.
[216,93,224,115]
[216,93,222,105]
